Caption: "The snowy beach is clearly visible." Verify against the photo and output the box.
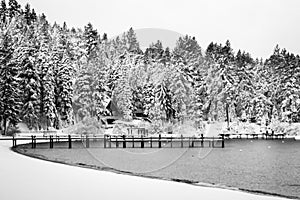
[0,140,289,200]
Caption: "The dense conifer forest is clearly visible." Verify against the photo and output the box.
[1,0,300,135]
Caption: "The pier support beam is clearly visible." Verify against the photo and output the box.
[68,135,72,149]
[158,134,161,148]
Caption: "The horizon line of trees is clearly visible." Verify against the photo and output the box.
[1,0,300,135]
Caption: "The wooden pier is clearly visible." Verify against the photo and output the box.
[103,134,225,149]
[220,133,285,140]
[0,134,225,149]
[0,130,289,150]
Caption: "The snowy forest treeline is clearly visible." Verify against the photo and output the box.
[1,0,300,134]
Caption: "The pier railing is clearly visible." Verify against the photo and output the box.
[0,134,225,149]
[103,134,225,148]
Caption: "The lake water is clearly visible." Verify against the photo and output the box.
[19,138,300,199]
[149,139,300,199]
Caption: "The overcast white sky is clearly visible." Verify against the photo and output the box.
[17,0,300,59]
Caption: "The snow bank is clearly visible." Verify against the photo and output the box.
[269,122,300,136]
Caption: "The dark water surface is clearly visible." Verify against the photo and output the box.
[18,139,300,199]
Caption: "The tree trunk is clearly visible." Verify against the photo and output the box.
[0,119,2,133]
[226,103,229,129]
[3,118,7,136]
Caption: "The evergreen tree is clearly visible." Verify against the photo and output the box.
[126,27,141,54]
[0,29,22,135]
[30,9,37,22]
[173,35,203,84]
[149,63,173,121]
[18,25,40,129]
[57,55,74,126]
[23,3,31,25]
[83,22,99,59]
[169,65,193,120]
[265,45,300,122]
[51,25,74,127]
[0,0,7,23]
[144,40,164,61]
[35,14,56,129]
[204,41,236,121]
[8,0,21,19]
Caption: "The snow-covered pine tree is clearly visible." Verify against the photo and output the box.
[0,0,7,23]
[112,53,136,120]
[265,46,300,122]
[50,23,68,128]
[83,22,100,60]
[142,82,155,117]
[93,40,112,118]
[35,14,57,129]
[204,41,236,121]
[18,24,40,130]
[173,35,204,120]
[232,50,256,119]
[149,63,173,121]
[42,62,57,129]
[73,23,102,119]
[57,55,74,127]
[0,20,22,135]
[23,3,32,25]
[144,40,164,62]
[126,27,142,54]
[169,62,193,121]
[173,35,203,84]
[8,0,21,20]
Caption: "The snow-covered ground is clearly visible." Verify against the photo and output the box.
[0,139,288,200]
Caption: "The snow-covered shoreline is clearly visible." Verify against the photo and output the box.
[0,140,290,200]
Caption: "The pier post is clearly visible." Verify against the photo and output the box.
[109,135,111,148]
[221,135,225,148]
[31,135,34,149]
[34,136,36,148]
[116,136,119,148]
[12,136,16,148]
[181,135,183,148]
[150,137,152,148]
[86,135,90,148]
[141,135,144,148]
[68,135,72,149]
[132,136,134,148]
[170,137,172,148]
[50,136,53,149]
[201,134,204,147]
[104,135,106,148]
[158,134,161,148]
[123,135,126,148]
[212,137,215,148]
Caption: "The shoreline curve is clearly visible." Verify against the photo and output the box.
[12,142,298,200]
